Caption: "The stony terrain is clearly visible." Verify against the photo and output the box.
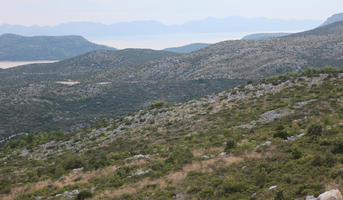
[134,21,343,81]
[0,49,244,138]
[0,21,342,139]
[1,68,343,199]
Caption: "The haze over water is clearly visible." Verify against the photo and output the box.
[0,60,58,69]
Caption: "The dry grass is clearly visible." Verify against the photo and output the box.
[93,152,269,199]
[2,159,150,200]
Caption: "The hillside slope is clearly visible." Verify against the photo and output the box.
[1,68,343,199]
[163,43,210,53]
[241,32,291,40]
[321,13,343,26]
[0,34,114,61]
[0,22,342,138]
[135,21,343,81]
[0,49,245,138]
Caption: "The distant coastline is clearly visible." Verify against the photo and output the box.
[0,60,58,69]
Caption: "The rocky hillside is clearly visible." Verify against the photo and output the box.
[0,34,114,61]
[134,21,343,81]
[0,21,342,139]
[1,68,343,199]
[0,48,244,138]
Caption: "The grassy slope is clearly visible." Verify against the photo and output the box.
[1,68,343,199]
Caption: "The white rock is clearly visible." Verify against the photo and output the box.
[134,169,152,176]
[256,141,272,149]
[72,167,84,173]
[219,152,227,156]
[19,148,29,157]
[126,154,150,160]
[318,189,343,200]
[306,195,317,200]
[285,136,296,142]
[269,185,277,190]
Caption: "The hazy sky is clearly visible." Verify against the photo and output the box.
[1,0,342,26]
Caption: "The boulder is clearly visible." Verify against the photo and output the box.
[318,189,343,200]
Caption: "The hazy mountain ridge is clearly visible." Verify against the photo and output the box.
[0,33,114,61]
[135,21,343,81]
[0,17,321,40]
[163,43,211,53]
[240,12,343,41]
[241,32,292,40]
[321,12,343,26]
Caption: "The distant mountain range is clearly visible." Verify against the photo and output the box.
[241,33,292,40]
[241,13,343,41]
[163,43,210,53]
[0,17,321,40]
[0,34,114,61]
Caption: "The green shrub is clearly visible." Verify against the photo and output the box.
[273,131,290,139]
[222,176,246,193]
[0,179,11,194]
[332,141,343,154]
[165,146,193,170]
[75,190,93,200]
[291,148,302,159]
[224,139,236,153]
[255,169,267,188]
[105,174,124,187]
[274,190,285,200]
[199,188,214,198]
[311,153,336,167]
[307,124,323,137]
[62,155,85,170]
[149,101,165,109]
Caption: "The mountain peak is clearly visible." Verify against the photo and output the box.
[321,12,343,26]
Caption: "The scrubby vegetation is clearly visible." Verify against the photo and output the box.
[1,68,343,199]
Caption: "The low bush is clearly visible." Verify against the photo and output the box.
[75,190,93,200]
[307,124,323,137]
